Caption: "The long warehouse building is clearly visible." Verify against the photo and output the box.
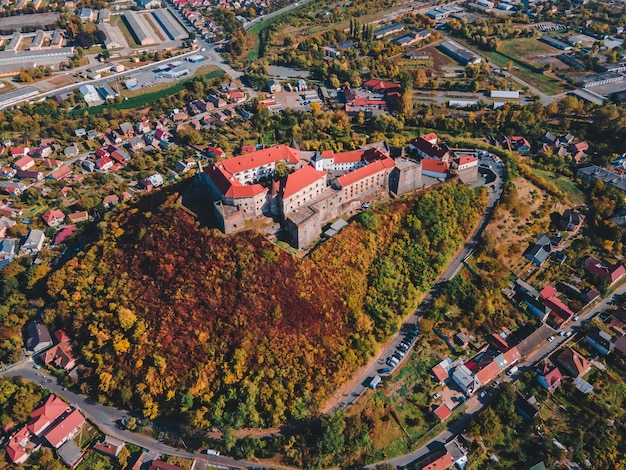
[152,9,188,41]
[123,11,156,45]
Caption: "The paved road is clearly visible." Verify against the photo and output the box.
[1,360,260,469]
[327,156,505,413]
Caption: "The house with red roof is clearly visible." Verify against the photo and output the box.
[335,156,395,192]
[28,395,70,437]
[10,147,30,157]
[433,403,453,422]
[66,211,88,224]
[42,341,77,371]
[557,347,591,377]
[96,155,113,171]
[49,165,72,180]
[540,284,574,326]
[537,362,563,392]
[54,226,77,245]
[44,409,85,448]
[42,209,66,227]
[6,426,31,464]
[585,256,626,286]
[12,156,35,171]
[94,436,125,458]
[103,194,119,207]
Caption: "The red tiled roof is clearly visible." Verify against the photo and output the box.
[432,364,449,383]
[503,346,521,364]
[320,149,364,164]
[474,360,500,385]
[219,144,300,175]
[53,329,70,343]
[421,158,450,174]
[557,347,591,377]
[54,226,77,245]
[337,157,395,188]
[541,365,563,391]
[420,132,438,143]
[6,426,29,464]
[44,409,84,448]
[363,79,401,91]
[149,460,185,470]
[539,284,558,300]
[423,453,454,470]
[433,403,452,421]
[544,296,574,321]
[43,209,65,225]
[97,156,112,168]
[103,194,119,204]
[50,166,72,180]
[585,256,626,284]
[13,156,34,169]
[456,155,478,166]
[282,165,326,199]
[28,395,69,436]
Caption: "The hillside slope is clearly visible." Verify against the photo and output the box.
[45,181,487,428]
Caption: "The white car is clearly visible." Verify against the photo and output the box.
[432,392,441,400]
[548,336,555,342]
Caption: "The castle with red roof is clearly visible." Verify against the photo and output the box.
[202,141,423,248]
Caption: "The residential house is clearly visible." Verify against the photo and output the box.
[556,347,591,377]
[10,147,30,157]
[64,145,80,158]
[431,357,452,383]
[31,145,52,159]
[12,156,35,171]
[28,394,69,436]
[49,166,73,180]
[128,136,145,151]
[613,335,626,357]
[6,427,31,464]
[44,409,85,448]
[25,319,53,353]
[94,436,125,458]
[540,284,574,326]
[585,327,615,355]
[21,229,45,254]
[0,216,16,238]
[97,156,113,171]
[559,209,585,233]
[119,122,134,137]
[42,209,65,227]
[43,341,77,371]
[103,194,119,207]
[135,119,151,134]
[54,226,77,245]
[17,169,44,181]
[585,256,626,286]
[408,133,451,161]
[524,235,552,266]
[66,211,89,224]
[537,362,563,392]
[507,136,531,152]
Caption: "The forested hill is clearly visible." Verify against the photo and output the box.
[44,181,487,429]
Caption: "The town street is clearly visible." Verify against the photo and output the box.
[1,360,260,469]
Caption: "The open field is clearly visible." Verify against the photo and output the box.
[531,168,585,204]
[499,37,557,58]
[451,36,572,95]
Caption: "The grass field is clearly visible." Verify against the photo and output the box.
[451,37,572,95]
[71,67,223,116]
[531,168,585,204]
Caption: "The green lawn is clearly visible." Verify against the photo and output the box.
[451,37,572,95]
[531,168,585,204]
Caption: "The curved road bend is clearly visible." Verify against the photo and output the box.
[1,361,261,469]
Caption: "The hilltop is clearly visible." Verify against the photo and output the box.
[44,179,487,429]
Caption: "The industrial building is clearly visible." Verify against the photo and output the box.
[162,66,191,79]
[575,72,624,89]
[98,22,125,49]
[373,22,405,39]
[28,30,45,51]
[540,35,572,51]
[123,11,157,46]
[440,41,482,65]
[152,8,188,41]
[0,86,39,109]
[490,90,520,99]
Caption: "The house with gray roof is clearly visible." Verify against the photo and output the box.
[524,234,552,266]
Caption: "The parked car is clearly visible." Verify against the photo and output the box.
[378,367,391,374]
[432,392,441,400]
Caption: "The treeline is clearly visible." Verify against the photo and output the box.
[40,181,486,430]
